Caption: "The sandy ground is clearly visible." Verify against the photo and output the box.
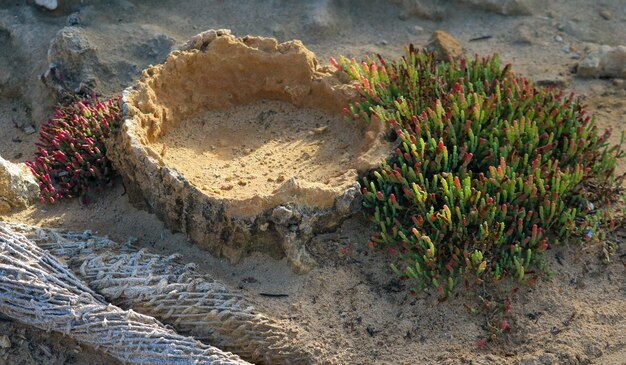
[0,1,625,364]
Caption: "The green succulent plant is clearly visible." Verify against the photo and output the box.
[332,47,624,296]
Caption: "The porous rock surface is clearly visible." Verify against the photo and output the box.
[107,29,392,273]
[0,156,38,213]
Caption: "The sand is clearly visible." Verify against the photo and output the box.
[151,100,362,201]
[0,0,625,364]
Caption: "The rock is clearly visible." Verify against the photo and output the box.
[35,0,57,10]
[0,156,39,213]
[22,125,36,135]
[577,45,626,79]
[599,10,613,20]
[108,31,393,274]
[559,20,597,42]
[303,0,341,39]
[392,0,445,20]
[512,24,534,45]
[426,30,463,61]
[272,206,294,225]
[536,76,569,88]
[0,335,10,349]
[413,25,425,34]
[335,185,360,215]
[66,12,81,26]
[458,0,537,15]
[134,33,175,61]
[46,26,100,95]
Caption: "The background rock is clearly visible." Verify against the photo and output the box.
[457,0,539,15]
[46,26,101,95]
[0,156,39,213]
[391,0,445,20]
[425,30,463,61]
[578,45,626,79]
[35,0,58,11]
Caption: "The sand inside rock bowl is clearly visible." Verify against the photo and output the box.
[150,100,366,214]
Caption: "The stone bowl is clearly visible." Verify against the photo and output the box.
[107,30,392,272]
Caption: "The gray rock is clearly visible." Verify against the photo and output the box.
[392,0,445,20]
[335,185,360,215]
[302,0,342,39]
[512,24,534,45]
[22,125,36,135]
[0,156,39,213]
[599,10,613,20]
[271,206,294,225]
[134,34,175,61]
[66,12,81,26]
[578,45,626,79]
[47,27,98,83]
[458,0,538,15]
[560,20,597,42]
[0,335,9,349]
[35,0,57,11]
[0,7,57,122]
[536,76,569,88]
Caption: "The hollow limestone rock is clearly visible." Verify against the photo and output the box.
[107,30,392,273]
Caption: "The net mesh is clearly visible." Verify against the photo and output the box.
[3,222,318,364]
[0,223,250,364]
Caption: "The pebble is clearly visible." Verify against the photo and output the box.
[379,40,388,46]
[0,335,10,349]
[599,10,613,20]
[414,25,425,34]
[554,35,563,43]
[22,125,36,135]
[536,76,569,88]
[425,30,463,61]
[67,13,81,26]
[512,24,534,45]
[611,78,625,89]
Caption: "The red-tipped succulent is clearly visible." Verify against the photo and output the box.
[26,97,122,203]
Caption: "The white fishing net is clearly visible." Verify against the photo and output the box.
[0,223,250,364]
[1,222,318,364]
